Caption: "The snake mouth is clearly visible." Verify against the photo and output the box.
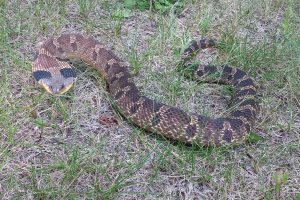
[56,83,74,94]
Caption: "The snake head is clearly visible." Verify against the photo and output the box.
[39,75,75,94]
[33,67,77,95]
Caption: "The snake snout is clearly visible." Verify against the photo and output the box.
[49,80,74,95]
[51,85,64,94]
[43,75,75,95]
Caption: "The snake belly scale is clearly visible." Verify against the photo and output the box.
[32,33,259,146]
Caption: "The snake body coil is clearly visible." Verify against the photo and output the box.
[32,33,259,146]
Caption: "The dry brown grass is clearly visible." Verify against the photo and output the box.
[0,0,299,199]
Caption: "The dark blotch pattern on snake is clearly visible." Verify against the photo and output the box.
[32,33,259,146]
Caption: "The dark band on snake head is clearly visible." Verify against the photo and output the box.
[60,68,76,78]
[33,70,52,81]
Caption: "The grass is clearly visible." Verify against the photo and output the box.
[0,0,299,199]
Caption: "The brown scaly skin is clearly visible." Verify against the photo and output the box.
[32,33,259,146]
